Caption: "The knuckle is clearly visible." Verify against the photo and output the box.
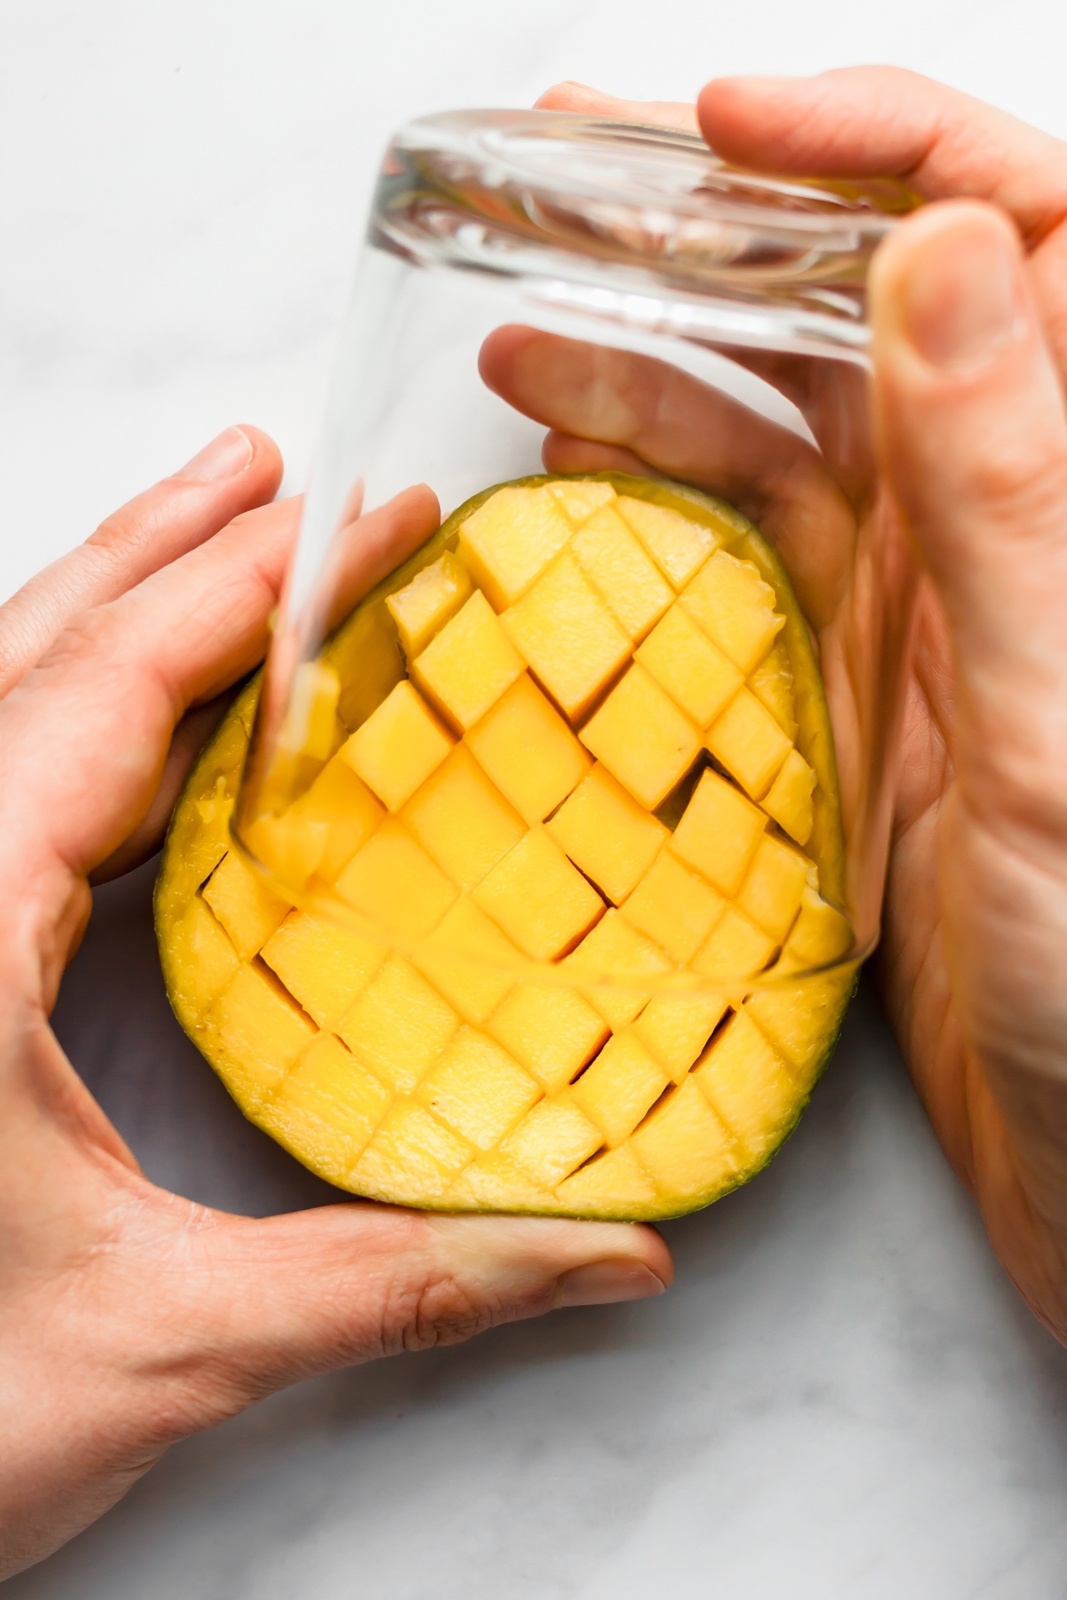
[89,481,196,559]
[35,603,130,675]
[967,437,1067,529]
[378,1268,498,1356]
[969,433,1044,502]
[24,602,179,727]
[87,505,149,559]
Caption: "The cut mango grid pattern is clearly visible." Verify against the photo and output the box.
[193,482,849,1214]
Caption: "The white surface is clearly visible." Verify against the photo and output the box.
[4,3,1067,1596]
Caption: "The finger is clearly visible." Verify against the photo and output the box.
[481,324,824,504]
[869,201,1067,1065]
[0,426,283,699]
[159,1203,673,1424]
[536,81,698,133]
[88,693,238,884]
[870,202,1067,767]
[698,69,1067,232]
[698,69,1067,367]
[543,342,874,510]
[0,487,440,944]
[480,324,854,623]
[542,431,657,479]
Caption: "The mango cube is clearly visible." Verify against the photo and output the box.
[351,1100,471,1200]
[634,991,729,1084]
[745,976,851,1078]
[202,851,290,962]
[762,748,816,846]
[472,826,604,960]
[670,769,767,896]
[338,954,458,1092]
[487,983,607,1093]
[401,745,524,891]
[261,908,385,1030]
[622,850,725,964]
[616,496,719,588]
[447,1152,558,1212]
[335,820,457,943]
[571,503,673,641]
[680,549,784,672]
[635,604,743,728]
[178,896,241,1008]
[748,639,798,738]
[342,681,453,811]
[628,1077,739,1203]
[500,552,630,719]
[555,1143,659,1213]
[185,775,233,888]
[579,664,701,810]
[570,1031,669,1148]
[464,673,590,824]
[243,779,359,891]
[458,485,573,609]
[418,1028,540,1151]
[776,887,852,975]
[547,478,617,524]
[547,763,667,905]
[276,660,342,763]
[413,896,520,1024]
[386,550,473,658]
[736,833,809,941]
[566,910,672,1030]
[207,962,315,1102]
[499,1095,603,1187]
[262,1033,390,1175]
[412,590,524,732]
[692,1010,795,1158]
[290,754,384,883]
[706,687,792,800]
[693,905,777,984]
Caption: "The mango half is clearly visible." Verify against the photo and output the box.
[155,475,855,1219]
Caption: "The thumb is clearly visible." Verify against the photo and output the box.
[870,201,1067,1091]
[870,201,1067,830]
[163,1203,672,1427]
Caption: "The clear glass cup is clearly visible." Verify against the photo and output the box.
[233,109,920,1015]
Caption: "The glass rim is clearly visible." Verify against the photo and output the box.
[381,108,919,285]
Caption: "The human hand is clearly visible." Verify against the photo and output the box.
[513,71,1067,1345]
[0,427,671,1579]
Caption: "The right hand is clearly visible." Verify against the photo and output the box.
[532,70,1067,1345]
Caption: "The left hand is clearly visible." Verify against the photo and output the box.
[0,425,671,1580]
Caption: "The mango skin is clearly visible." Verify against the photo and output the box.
[154,474,856,1220]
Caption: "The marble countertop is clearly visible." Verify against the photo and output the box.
[5,3,1067,1595]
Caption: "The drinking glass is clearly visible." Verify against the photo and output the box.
[231,109,919,1011]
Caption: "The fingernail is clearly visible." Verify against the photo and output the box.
[711,73,798,88]
[556,1260,667,1308]
[897,214,1024,373]
[177,426,254,483]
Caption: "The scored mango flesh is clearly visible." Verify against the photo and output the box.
[156,475,855,1219]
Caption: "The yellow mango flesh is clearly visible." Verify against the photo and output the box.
[156,474,855,1220]
[385,550,472,658]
